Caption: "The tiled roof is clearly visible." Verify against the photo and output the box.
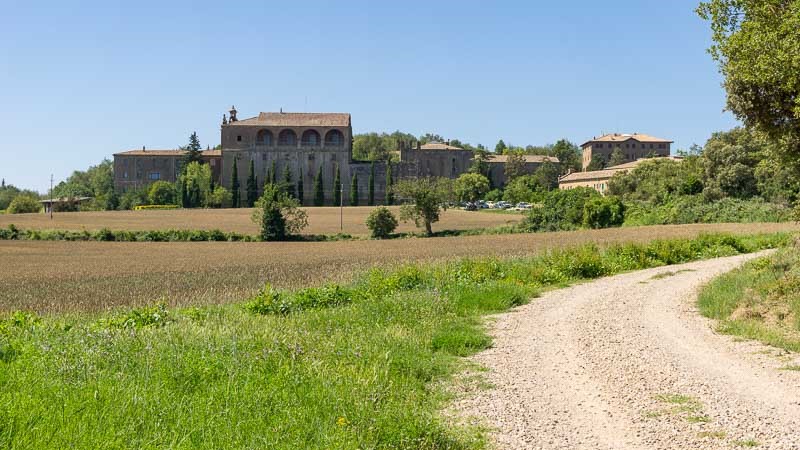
[488,154,560,164]
[559,156,683,183]
[113,149,222,157]
[228,112,351,127]
[419,142,467,151]
[581,133,673,147]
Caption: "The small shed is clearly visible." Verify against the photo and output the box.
[39,197,92,213]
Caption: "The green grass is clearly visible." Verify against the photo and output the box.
[0,232,790,449]
[698,247,800,352]
[734,439,761,447]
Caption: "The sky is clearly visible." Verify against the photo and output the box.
[0,0,737,192]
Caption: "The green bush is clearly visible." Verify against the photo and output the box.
[365,206,398,238]
[521,187,601,232]
[583,196,625,229]
[7,195,41,214]
[623,196,791,226]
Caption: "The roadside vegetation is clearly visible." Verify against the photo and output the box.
[698,244,800,352]
[0,232,787,448]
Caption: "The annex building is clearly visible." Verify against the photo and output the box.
[581,133,672,171]
[559,156,683,194]
[113,107,558,204]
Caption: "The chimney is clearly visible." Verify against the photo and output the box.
[142,145,146,151]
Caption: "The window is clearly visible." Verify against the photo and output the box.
[279,129,298,146]
[149,172,161,180]
[256,130,273,145]
[237,135,242,142]
[123,171,128,179]
[325,130,345,146]
[301,130,321,146]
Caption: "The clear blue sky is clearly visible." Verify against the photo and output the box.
[0,0,736,192]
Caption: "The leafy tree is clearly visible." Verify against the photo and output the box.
[353,133,391,161]
[350,174,358,206]
[51,159,115,210]
[521,188,601,232]
[333,164,342,206]
[609,147,626,167]
[182,132,203,166]
[469,147,492,182]
[504,151,526,182]
[532,158,560,191]
[231,158,240,208]
[246,159,258,207]
[587,154,606,171]
[495,139,508,154]
[393,177,453,236]
[607,157,705,204]
[583,196,625,229]
[313,165,324,206]
[251,183,308,241]
[118,187,148,210]
[180,162,211,208]
[419,133,444,144]
[551,139,582,174]
[206,186,232,208]
[454,173,490,203]
[385,163,394,205]
[368,162,375,206]
[7,195,41,214]
[365,206,398,239]
[698,1,800,169]
[147,181,176,205]
[503,175,543,204]
[0,184,37,211]
[702,128,760,199]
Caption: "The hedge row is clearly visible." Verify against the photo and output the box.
[0,225,257,242]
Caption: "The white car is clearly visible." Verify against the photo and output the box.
[514,202,532,211]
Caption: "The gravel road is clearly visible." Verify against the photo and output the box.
[456,252,800,449]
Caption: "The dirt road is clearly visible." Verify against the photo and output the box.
[457,252,800,449]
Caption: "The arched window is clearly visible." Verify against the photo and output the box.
[324,129,344,146]
[301,130,321,146]
[278,129,297,146]
[256,130,273,146]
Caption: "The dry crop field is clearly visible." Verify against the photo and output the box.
[2,222,797,314]
[0,206,520,236]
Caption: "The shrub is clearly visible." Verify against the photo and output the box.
[365,207,398,238]
[95,304,171,330]
[253,183,308,241]
[147,181,177,205]
[133,204,180,211]
[582,196,625,229]
[7,195,41,214]
[521,187,600,232]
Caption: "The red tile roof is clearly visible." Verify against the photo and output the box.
[228,112,351,127]
[581,133,673,148]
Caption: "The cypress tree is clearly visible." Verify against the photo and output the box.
[368,162,375,206]
[231,158,240,208]
[282,165,294,197]
[297,174,305,206]
[246,159,258,207]
[271,161,278,184]
[179,178,188,208]
[333,164,341,206]
[385,163,394,205]
[313,165,324,206]
[350,173,358,206]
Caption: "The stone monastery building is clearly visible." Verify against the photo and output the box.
[113,107,559,204]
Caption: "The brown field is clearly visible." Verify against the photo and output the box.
[0,207,521,236]
[1,223,797,314]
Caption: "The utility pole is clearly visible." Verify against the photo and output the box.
[49,174,53,219]
[339,181,344,231]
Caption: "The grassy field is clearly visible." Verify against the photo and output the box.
[0,233,788,449]
[2,223,798,314]
[0,207,520,237]
[698,245,800,352]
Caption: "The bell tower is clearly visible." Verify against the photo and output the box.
[229,105,238,122]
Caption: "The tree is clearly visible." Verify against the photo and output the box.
[469,147,492,182]
[251,183,308,241]
[230,158,241,208]
[365,207,398,239]
[7,194,41,214]
[183,132,203,166]
[297,174,305,206]
[179,162,211,208]
[702,128,761,199]
[532,158,560,191]
[313,165,324,206]
[51,159,115,210]
[503,175,542,204]
[698,1,800,169]
[551,139,582,174]
[393,177,453,236]
[454,173,490,203]
[350,174,358,206]
[504,151,526,182]
[368,162,375,206]
[270,161,277,184]
[246,159,258,207]
[385,163,394,205]
[495,139,508,154]
[207,186,233,208]
[587,154,606,171]
[333,164,341,206]
[282,165,294,197]
[609,147,626,167]
[147,181,176,205]
[583,196,625,229]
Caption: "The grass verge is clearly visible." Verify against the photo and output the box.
[698,244,800,352]
[0,233,789,449]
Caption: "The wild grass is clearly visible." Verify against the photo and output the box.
[698,246,800,352]
[0,232,789,448]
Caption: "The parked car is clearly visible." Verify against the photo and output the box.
[463,202,478,211]
[514,202,532,211]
